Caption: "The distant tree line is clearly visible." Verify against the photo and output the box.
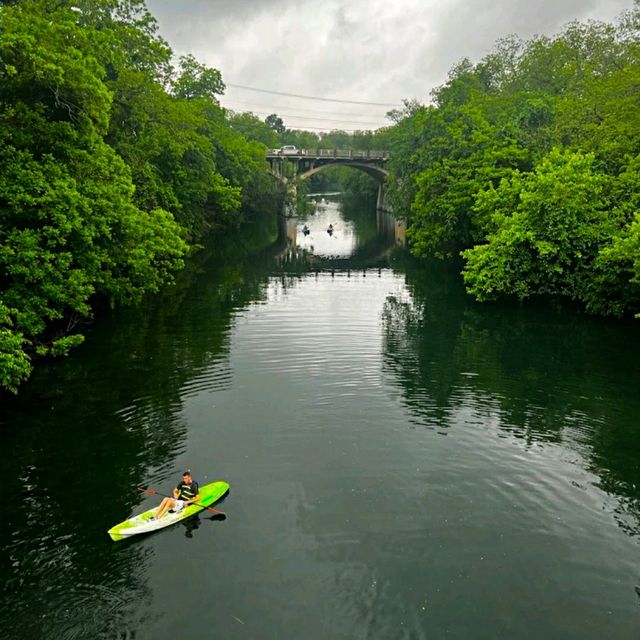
[229,111,391,152]
[384,5,640,318]
[0,0,283,393]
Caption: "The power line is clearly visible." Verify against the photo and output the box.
[285,124,381,132]
[226,83,401,107]
[223,97,390,119]
[226,106,387,128]
[274,123,384,133]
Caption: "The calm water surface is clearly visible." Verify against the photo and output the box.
[1,198,639,639]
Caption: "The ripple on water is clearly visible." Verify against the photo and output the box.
[179,362,233,399]
[0,545,152,639]
[226,273,395,386]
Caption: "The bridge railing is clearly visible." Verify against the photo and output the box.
[267,149,390,159]
[312,149,389,159]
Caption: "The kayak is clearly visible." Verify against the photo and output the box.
[108,480,229,541]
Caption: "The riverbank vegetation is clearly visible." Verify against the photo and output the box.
[0,0,283,392]
[3,1,638,394]
[384,5,640,318]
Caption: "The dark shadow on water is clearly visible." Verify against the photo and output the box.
[181,512,228,539]
[0,223,268,640]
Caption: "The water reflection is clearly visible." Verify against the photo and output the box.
[381,256,640,537]
[276,193,404,274]
[1,198,639,639]
[179,512,227,539]
[0,227,282,639]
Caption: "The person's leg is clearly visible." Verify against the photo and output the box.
[156,497,175,518]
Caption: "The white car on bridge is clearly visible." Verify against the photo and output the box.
[279,145,305,156]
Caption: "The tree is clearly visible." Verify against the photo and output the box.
[172,54,225,101]
[461,149,618,302]
[406,99,531,258]
[228,112,279,148]
[281,129,320,149]
[382,6,640,316]
[0,0,283,392]
[0,0,189,391]
[319,130,351,149]
[265,113,285,134]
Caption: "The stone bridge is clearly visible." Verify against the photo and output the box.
[266,149,391,212]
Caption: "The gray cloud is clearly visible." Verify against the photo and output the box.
[146,0,632,130]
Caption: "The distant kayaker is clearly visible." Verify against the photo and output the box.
[155,470,201,519]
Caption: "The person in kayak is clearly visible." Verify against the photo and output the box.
[155,470,201,519]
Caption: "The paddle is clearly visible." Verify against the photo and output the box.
[137,487,225,515]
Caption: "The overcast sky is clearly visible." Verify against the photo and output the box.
[146,0,632,131]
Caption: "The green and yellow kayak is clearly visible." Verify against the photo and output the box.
[108,480,229,541]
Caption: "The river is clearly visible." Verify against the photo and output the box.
[1,195,639,639]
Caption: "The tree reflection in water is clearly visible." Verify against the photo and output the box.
[381,256,640,537]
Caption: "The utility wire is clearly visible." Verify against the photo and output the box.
[223,97,390,119]
[225,106,387,127]
[226,83,401,107]
[292,125,379,132]
[274,123,383,133]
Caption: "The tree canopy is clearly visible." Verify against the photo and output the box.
[384,4,640,317]
[0,0,281,393]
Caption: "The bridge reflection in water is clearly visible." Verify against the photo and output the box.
[276,196,405,274]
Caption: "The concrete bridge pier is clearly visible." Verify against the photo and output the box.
[376,182,392,213]
[284,182,297,218]
[276,181,298,247]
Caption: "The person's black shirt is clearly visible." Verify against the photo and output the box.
[176,480,199,501]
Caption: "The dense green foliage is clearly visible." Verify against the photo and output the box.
[237,117,391,152]
[3,1,636,395]
[0,0,281,392]
[308,166,378,203]
[385,6,640,317]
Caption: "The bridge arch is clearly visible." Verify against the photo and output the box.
[297,161,389,183]
[267,149,392,213]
